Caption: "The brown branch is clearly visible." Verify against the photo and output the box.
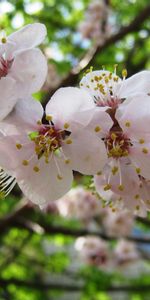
[0,278,83,291]
[43,3,150,106]
[12,216,150,244]
[1,201,150,244]
[1,277,150,293]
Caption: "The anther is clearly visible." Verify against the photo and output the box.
[22,160,29,166]
[65,159,70,164]
[97,171,102,175]
[64,123,69,129]
[57,174,63,180]
[33,166,40,172]
[118,184,124,191]
[104,184,111,191]
[142,148,148,154]
[16,143,22,150]
[46,115,52,121]
[136,167,141,174]
[139,138,145,144]
[122,69,127,78]
[66,139,72,144]
[94,126,101,132]
[37,120,42,125]
[134,194,140,200]
[111,133,117,140]
[111,166,118,175]
[125,121,131,127]
[1,37,6,43]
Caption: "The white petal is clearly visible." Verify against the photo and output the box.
[118,71,150,99]
[80,70,122,102]
[46,87,95,130]
[85,106,113,137]
[116,94,150,136]
[3,97,43,131]
[0,77,17,121]
[130,144,150,179]
[95,158,140,197]
[0,134,73,204]
[62,129,107,175]
[0,134,34,172]
[18,157,73,205]
[7,23,47,57]
[9,48,48,94]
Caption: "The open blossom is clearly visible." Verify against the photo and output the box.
[79,0,110,44]
[0,23,47,121]
[56,186,103,222]
[80,69,150,110]
[78,68,150,214]
[102,209,134,237]
[114,239,140,266]
[0,87,112,204]
[75,236,111,269]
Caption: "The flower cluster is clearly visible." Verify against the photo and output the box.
[46,186,134,237]
[75,236,144,274]
[78,0,110,44]
[0,24,150,217]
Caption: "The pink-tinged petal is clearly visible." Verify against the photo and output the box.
[3,97,43,131]
[62,129,107,175]
[139,179,150,211]
[0,77,17,121]
[108,159,140,196]
[9,48,48,94]
[0,135,34,173]
[18,157,73,205]
[117,71,150,99]
[94,172,147,217]
[130,144,150,179]
[123,195,147,217]
[94,174,116,202]
[80,70,121,101]
[0,134,73,204]
[95,158,140,197]
[46,87,95,130]
[85,107,113,137]
[6,23,47,58]
[116,94,150,136]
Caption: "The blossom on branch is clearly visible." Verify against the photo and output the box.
[0,23,47,121]
[0,88,112,204]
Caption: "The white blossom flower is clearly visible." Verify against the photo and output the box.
[102,209,134,237]
[0,23,47,120]
[56,186,103,221]
[80,69,150,110]
[91,82,150,214]
[0,87,111,204]
[114,239,140,265]
[79,0,110,44]
[75,236,111,269]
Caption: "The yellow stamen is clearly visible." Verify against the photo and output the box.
[125,121,131,127]
[22,160,29,166]
[66,139,72,144]
[64,123,69,129]
[33,166,40,172]
[94,126,101,132]
[16,143,22,150]
[46,115,52,121]
[142,148,148,154]
[118,184,124,191]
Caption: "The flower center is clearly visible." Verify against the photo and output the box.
[0,56,11,79]
[31,125,66,163]
[105,132,131,159]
